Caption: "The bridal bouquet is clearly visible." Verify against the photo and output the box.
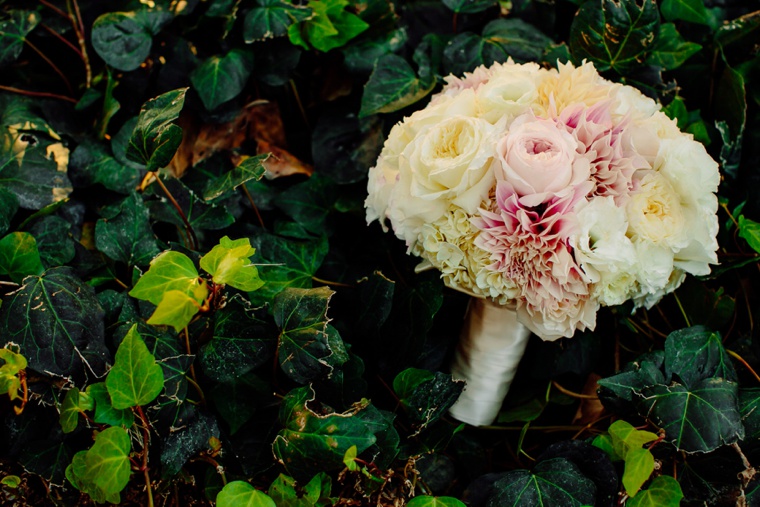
[365,60,720,425]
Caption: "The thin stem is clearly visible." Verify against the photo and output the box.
[185,375,206,406]
[572,413,613,440]
[289,79,309,129]
[552,381,598,400]
[68,0,91,87]
[183,327,205,406]
[150,172,198,250]
[24,39,74,94]
[0,84,77,103]
[672,291,691,327]
[40,24,83,59]
[727,349,760,383]
[39,0,69,19]
[135,405,155,507]
[14,370,28,415]
[241,184,265,230]
[311,276,355,288]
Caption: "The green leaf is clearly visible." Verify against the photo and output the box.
[203,154,268,200]
[627,475,683,507]
[311,114,384,184]
[288,0,369,52]
[342,27,408,74]
[393,368,463,430]
[129,250,207,306]
[274,286,335,383]
[268,472,333,506]
[715,11,760,50]
[646,23,701,70]
[69,139,143,194]
[0,188,18,236]
[191,49,254,111]
[636,378,744,453]
[0,232,44,283]
[0,10,40,67]
[591,434,618,461]
[20,440,72,487]
[408,497,467,507]
[200,236,263,291]
[147,177,234,231]
[83,426,132,502]
[275,175,336,234]
[715,63,746,142]
[209,372,270,433]
[91,11,172,71]
[359,54,435,117]
[0,267,109,381]
[0,347,26,401]
[660,0,710,25]
[217,481,276,507]
[28,216,76,268]
[738,215,760,254]
[59,387,93,433]
[597,351,666,403]
[569,0,659,74]
[607,420,658,459]
[486,458,596,506]
[441,0,496,14]
[443,19,552,76]
[160,411,220,476]
[126,88,187,172]
[249,233,328,303]
[147,289,201,331]
[739,388,760,440]
[106,324,165,409]
[1,475,20,488]
[243,0,313,42]
[86,382,135,428]
[200,294,276,382]
[272,386,378,480]
[95,192,162,266]
[622,447,655,497]
[663,327,736,387]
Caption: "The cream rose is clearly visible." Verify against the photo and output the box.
[476,63,542,123]
[496,114,590,206]
[626,170,688,249]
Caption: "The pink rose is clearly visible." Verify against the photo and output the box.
[496,114,590,206]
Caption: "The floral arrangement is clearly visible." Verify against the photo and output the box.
[366,60,720,341]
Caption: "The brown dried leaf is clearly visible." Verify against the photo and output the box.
[256,140,312,178]
[572,373,605,426]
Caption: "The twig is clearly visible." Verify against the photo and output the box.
[135,405,155,507]
[149,172,198,250]
[68,0,91,87]
[40,24,83,59]
[24,39,73,94]
[289,79,309,129]
[182,327,205,406]
[312,276,355,288]
[0,84,77,103]
[727,349,760,384]
[241,184,265,230]
[552,380,598,400]
[39,0,69,19]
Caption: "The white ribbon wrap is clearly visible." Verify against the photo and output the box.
[448,297,531,426]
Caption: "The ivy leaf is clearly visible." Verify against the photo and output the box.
[597,351,665,403]
[148,290,202,331]
[0,232,44,283]
[342,27,408,74]
[627,475,683,507]
[69,139,143,194]
[636,378,744,453]
[739,388,760,440]
[106,324,165,409]
[86,382,135,428]
[312,113,384,184]
[160,411,220,476]
[288,0,369,52]
[59,387,93,434]
[273,286,335,384]
[203,154,268,200]
[393,368,463,431]
[660,0,710,26]
[569,0,659,74]
[738,215,760,254]
[275,175,336,234]
[606,420,658,460]
[663,326,736,387]
[28,216,76,268]
[1,267,109,382]
[272,386,378,480]
[243,0,313,42]
[646,23,701,70]
[147,177,234,231]
[191,49,254,111]
[126,88,187,172]
[249,233,328,303]
[359,54,435,117]
[0,188,18,236]
[91,11,173,72]
[443,19,552,76]
[129,250,207,307]
[216,481,276,507]
[209,372,270,433]
[200,294,276,382]
[622,448,654,497]
[441,0,496,14]
[95,193,161,267]
[200,236,263,291]
[0,10,40,67]
[408,497,467,507]
[80,426,132,503]
[486,458,596,506]
[0,347,26,402]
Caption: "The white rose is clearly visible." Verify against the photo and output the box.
[476,63,542,123]
[610,84,659,121]
[625,112,681,165]
[654,136,720,275]
[496,114,590,206]
[626,170,688,249]
[631,241,676,296]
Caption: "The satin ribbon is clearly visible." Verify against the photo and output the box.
[448,297,531,426]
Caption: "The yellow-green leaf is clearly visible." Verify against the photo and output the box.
[200,236,263,292]
[106,324,165,409]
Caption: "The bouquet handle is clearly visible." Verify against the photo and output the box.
[449,298,531,426]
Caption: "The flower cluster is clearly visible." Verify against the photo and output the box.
[366,60,720,340]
